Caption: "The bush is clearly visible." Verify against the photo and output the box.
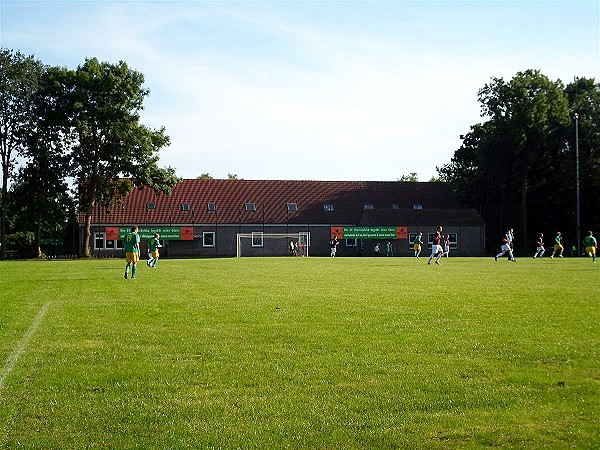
[7,231,36,259]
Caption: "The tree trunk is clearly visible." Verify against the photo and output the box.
[1,165,8,261]
[83,195,97,257]
[520,176,528,255]
[36,212,42,258]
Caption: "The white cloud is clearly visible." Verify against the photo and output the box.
[2,0,598,181]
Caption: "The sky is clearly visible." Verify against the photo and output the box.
[1,0,598,181]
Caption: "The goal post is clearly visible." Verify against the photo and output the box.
[236,232,310,257]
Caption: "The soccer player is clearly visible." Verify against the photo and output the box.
[443,234,451,258]
[124,225,141,279]
[551,231,564,258]
[330,235,339,257]
[533,233,545,259]
[147,233,161,268]
[495,230,516,262]
[583,231,597,263]
[413,232,423,258]
[427,226,444,265]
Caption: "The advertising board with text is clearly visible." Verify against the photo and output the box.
[105,226,194,241]
[330,226,408,239]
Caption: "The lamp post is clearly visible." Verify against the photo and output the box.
[191,207,195,257]
[575,113,580,257]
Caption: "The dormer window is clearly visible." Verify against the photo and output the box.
[181,203,190,211]
[413,203,423,210]
[286,203,298,212]
[146,202,155,210]
[392,204,400,210]
[207,203,216,211]
[323,203,334,212]
[364,203,374,210]
[244,203,256,212]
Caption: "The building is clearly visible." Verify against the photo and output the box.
[80,179,485,257]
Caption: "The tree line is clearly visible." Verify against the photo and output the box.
[437,70,599,255]
[0,48,178,259]
[1,48,598,258]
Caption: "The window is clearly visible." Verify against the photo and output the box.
[323,203,334,212]
[363,203,374,210]
[146,202,156,210]
[105,239,123,250]
[207,203,216,211]
[413,203,423,210]
[94,232,105,250]
[245,203,256,212]
[346,238,358,247]
[427,233,436,248]
[427,232,458,249]
[392,204,400,210]
[203,231,215,247]
[408,233,421,248]
[446,233,458,250]
[286,203,298,212]
[181,203,190,211]
[252,232,263,247]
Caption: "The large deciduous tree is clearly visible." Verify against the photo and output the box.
[0,48,44,259]
[563,78,600,238]
[62,58,178,256]
[11,65,75,256]
[440,70,571,253]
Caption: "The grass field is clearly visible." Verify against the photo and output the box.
[0,256,598,449]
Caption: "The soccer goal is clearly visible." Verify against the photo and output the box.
[236,232,310,257]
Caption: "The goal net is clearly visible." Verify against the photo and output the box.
[236,232,310,257]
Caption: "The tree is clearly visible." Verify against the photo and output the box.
[227,173,241,180]
[60,58,178,256]
[398,172,418,182]
[197,173,213,179]
[563,78,600,236]
[0,48,44,259]
[440,70,571,253]
[10,65,76,257]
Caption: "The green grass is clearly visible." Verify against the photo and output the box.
[1,256,598,449]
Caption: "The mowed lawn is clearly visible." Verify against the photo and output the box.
[0,256,598,449]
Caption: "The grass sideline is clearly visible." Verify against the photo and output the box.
[0,257,598,449]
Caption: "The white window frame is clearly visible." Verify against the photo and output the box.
[105,238,123,250]
[345,238,358,247]
[408,233,421,249]
[203,231,215,248]
[251,232,263,247]
[94,232,105,250]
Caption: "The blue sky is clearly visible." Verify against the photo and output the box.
[1,0,598,181]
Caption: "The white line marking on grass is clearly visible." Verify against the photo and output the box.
[0,302,50,389]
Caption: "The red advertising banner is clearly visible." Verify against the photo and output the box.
[105,227,120,241]
[395,226,408,239]
[330,226,344,238]
[180,227,194,240]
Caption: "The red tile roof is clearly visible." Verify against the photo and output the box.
[360,208,485,227]
[82,179,466,226]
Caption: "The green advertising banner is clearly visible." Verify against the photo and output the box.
[342,226,397,239]
[118,226,186,240]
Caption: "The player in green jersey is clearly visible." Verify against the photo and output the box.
[413,232,423,258]
[147,233,161,268]
[583,231,597,263]
[124,225,140,279]
[551,231,564,258]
